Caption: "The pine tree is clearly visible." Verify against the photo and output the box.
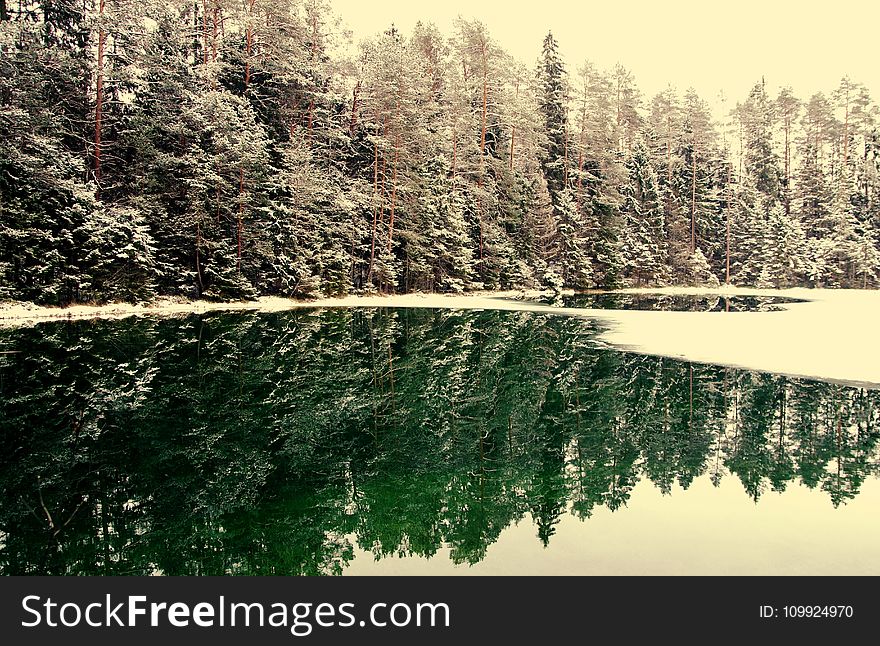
[536,32,592,288]
[620,141,668,285]
[3,3,880,305]
[78,202,157,301]
[776,87,801,216]
[742,80,783,207]
[114,8,200,296]
[612,64,643,156]
[729,180,766,285]
[754,205,807,288]
[409,154,475,291]
[0,2,94,304]
[666,89,720,285]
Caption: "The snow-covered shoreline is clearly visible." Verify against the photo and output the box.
[589,287,880,390]
[0,290,561,327]
[2,287,878,389]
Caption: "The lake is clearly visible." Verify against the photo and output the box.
[1,306,877,575]
[520,292,806,311]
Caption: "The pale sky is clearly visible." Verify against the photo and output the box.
[330,0,879,110]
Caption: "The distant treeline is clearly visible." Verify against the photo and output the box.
[1,308,877,574]
[1,1,879,304]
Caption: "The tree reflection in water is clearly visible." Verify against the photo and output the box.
[0,308,877,574]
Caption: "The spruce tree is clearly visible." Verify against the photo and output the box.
[620,140,668,285]
[536,32,592,288]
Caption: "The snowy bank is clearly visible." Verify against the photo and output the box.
[586,287,880,389]
[0,291,560,327]
[2,287,878,389]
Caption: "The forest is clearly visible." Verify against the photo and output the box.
[2,1,880,305]
[1,307,876,574]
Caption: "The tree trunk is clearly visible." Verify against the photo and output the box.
[349,80,360,135]
[509,124,515,171]
[237,168,244,272]
[575,150,584,211]
[478,41,488,274]
[196,221,204,293]
[452,130,457,188]
[738,117,743,179]
[244,0,254,88]
[367,136,379,285]
[189,4,198,63]
[306,11,318,144]
[726,163,732,283]
[666,114,673,221]
[202,0,209,64]
[783,114,791,216]
[509,80,519,171]
[691,143,697,253]
[94,0,106,196]
[237,0,257,273]
[211,3,219,62]
[379,117,388,229]
[479,43,488,161]
[563,120,568,189]
[310,11,319,58]
[841,84,850,196]
[576,85,587,213]
[387,117,399,257]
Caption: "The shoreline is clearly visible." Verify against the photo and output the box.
[2,287,879,389]
[0,289,562,327]
[0,284,819,326]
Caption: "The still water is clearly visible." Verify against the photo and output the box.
[0,307,877,575]
[524,292,805,311]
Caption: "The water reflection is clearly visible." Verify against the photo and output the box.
[524,292,804,311]
[0,308,876,574]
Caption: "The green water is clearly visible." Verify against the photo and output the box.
[0,308,877,575]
